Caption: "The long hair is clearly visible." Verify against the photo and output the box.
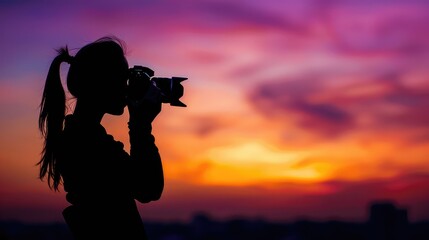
[37,36,127,191]
[37,47,72,191]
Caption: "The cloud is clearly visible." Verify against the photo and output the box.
[323,1,429,60]
[194,1,310,35]
[188,115,229,137]
[287,101,353,134]
[248,76,355,137]
[247,70,429,142]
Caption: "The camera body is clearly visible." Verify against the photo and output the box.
[128,65,187,107]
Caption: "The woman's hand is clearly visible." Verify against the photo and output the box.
[127,83,162,124]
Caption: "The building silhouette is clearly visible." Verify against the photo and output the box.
[1,200,428,240]
[368,201,409,240]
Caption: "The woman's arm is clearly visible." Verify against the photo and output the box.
[127,84,164,203]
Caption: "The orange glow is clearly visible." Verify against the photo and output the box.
[1,0,429,223]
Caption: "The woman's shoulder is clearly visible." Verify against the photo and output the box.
[59,115,129,164]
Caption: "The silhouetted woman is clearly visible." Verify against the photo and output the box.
[37,36,164,240]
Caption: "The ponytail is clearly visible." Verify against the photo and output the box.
[37,46,73,191]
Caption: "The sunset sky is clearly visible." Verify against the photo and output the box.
[1,0,429,224]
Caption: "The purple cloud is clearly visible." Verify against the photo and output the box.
[194,1,309,35]
[247,71,429,141]
[248,77,355,137]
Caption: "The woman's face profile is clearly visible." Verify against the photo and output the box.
[101,56,129,116]
[67,39,131,116]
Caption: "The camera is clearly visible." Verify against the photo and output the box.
[128,65,187,107]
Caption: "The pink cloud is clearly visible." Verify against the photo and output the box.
[247,69,429,142]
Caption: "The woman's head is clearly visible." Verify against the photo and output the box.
[67,37,129,115]
[38,36,129,191]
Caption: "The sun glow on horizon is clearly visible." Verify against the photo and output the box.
[172,142,334,186]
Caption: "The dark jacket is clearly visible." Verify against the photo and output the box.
[58,114,163,240]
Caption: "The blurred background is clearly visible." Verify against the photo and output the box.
[1,0,428,239]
